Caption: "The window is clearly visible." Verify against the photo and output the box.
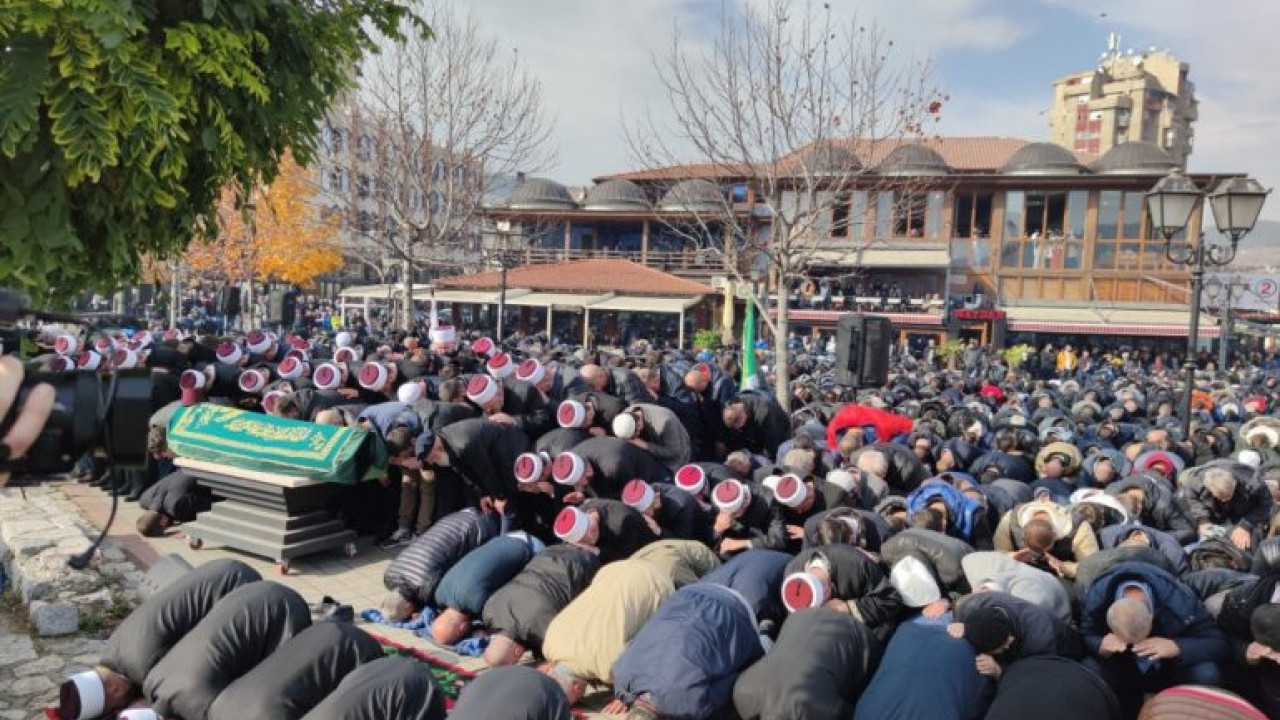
[1001,190,1085,269]
[326,168,347,194]
[875,192,894,238]
[357,174,372,199]
[357,134,374,162]
[1095,189,1170,270]
[926,191,945,238]
[1097,191,1120,240]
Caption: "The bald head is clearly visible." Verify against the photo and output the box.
[1107,597,1153,644]
[856,450,889,479]
[579,364,607,391]
[684,369,709,393]
[1021,518,1055,553]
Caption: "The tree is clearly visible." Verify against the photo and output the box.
[323,2,553,328]
[184,151,343,327]
[629,0,943,409]
[0,0,418,302]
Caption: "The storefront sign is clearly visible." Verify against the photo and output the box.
[952,309,1006,321]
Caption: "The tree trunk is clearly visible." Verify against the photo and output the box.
[773,290,790,412]
[243,279,256,331]
[168,261,180,328]
[401,257,414,330]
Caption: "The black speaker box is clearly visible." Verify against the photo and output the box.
[835,314,893,389]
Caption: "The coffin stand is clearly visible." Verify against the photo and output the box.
[175,457,358,574]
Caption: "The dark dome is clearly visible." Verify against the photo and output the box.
[876,144,949,176]
[658,179,723,213]
[1090,141,1178,175]
[507,178,577,211]
[583,179,650,211]
[1002,142,1086,175]
[796,143,863,175]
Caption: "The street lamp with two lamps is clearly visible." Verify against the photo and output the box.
[1145,169,1270,435]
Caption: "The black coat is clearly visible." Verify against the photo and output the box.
[983,656,1120,720]
[439,419,531,500]
[383,508,503,606]
[733,608,879,720]
[298,656,446,720]
[410,399,478,431]
[787,545,902,638]
[955,591,1080,661]
[208,621,384,720]
[655,482,712,544]
[698,549,792,626]
[535,427,592,459]
[143,582,312,720]
[572,436,668,497]
[102,559,260,684]
[1106,474,1197,544]
[482,544,601,655]
[138,470,210,523]
[723,392,791,458]
[501,379,553,436]
[585,498,659,563]
[881,528,974,593]
[449,666,571,720]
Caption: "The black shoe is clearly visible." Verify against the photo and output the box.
[324,604,354,623]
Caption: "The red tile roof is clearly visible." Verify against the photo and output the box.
[596,137,1097,182]
[435,259,715,297]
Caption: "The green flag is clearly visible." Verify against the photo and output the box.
[741,299,758,391]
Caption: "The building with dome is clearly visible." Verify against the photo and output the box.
[480,135,1254,353]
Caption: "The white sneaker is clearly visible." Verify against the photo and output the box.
[380,528,414,549]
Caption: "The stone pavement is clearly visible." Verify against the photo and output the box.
[0,618,107,720]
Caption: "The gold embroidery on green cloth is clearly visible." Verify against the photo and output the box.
[170,405,352,464]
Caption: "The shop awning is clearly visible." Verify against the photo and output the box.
[506,291,611,309]
[1005,306,1220,338]
[339,283,433,300]
[589,295,703,314]
[420,289,513,305]
[809,247,950,269]
[771,309,944,326]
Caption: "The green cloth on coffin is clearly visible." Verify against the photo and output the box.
[167,404,387,484]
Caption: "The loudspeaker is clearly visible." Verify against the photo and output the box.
[835,314,893,389]
[992,319,1007,348]
[265,290,286,325]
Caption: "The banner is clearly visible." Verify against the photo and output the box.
[1205,272,1280,313]
[741,299,758,391]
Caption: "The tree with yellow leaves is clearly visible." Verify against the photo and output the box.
[185,151,343,326]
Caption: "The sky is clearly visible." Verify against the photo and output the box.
[460,0,1280,221]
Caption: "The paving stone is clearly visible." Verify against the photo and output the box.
[0,634,37,666]
[12,655,64,676]
[30,601,79,637]
[7,675,55,697]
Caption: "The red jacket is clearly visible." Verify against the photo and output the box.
[826,405,915,449]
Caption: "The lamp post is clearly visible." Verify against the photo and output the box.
[494,219,515,342]
[1202,275,1250,373]
[1146,170,1270,436]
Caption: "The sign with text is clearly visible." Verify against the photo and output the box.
[952,309,1007,321]
[1205,272,1280,313]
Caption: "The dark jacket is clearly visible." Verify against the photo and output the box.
[297,656,446,720]
[1098,524,1190,576]
[955,590,1080,660]
[1106,474,1197,544]
[1080,561,1227,667]
[433,534,537,614]
[143,582,312,720]
[138,470,210,523]
[493,379,553,436]
[655,482,712,544]
[410,399,478,431]
[439,419,531,500]
[449,666,571,720]
[1179,461,1272,531]
[535,427,592,459]
[356,401,421,438]
[854,621,992,720]
[383,508,503,606]
[787,544,902,638]
[717,490,788,554]
[723,392,791,458]
[970,450,1035,483]
[208,621,384,720]
[698,549,792,626]
[982,656,1120,720]
[734,608,879,720]
[585,498,659,563]
[102,559,260,685]
[482,544,601,655]
[572,436,669,497]
[612,583,764,720]
[881,528,974,593]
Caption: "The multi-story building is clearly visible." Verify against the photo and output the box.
[1049,33,1198,165]
[484,136,1239,353]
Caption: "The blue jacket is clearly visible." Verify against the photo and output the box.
[357,401,422,439]
[433,534,537,614]
[698,549,792,624]
[1079,561,1227,668]
[906,483,983,544]
[612,583,763,720]
[854,621,992,720]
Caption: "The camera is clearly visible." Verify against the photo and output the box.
[0,290,153,476]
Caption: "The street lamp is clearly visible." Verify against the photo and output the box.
[494,219,515,342]
[1202,275,1251,373]
[1146,169,1270,435]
